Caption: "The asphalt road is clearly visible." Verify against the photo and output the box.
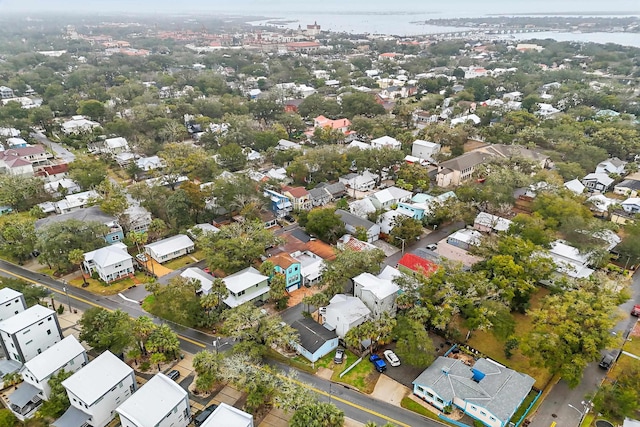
[32,131,76,163]
[383,221,465,267]
[530,269,640,427]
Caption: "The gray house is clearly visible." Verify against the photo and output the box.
[335,209,380,242]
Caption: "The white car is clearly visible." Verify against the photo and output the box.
[383,350,401,367]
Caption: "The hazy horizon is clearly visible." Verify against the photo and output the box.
[2,0,639,15]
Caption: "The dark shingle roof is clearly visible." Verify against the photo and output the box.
[336,209,376,230]
[291,318,337,353]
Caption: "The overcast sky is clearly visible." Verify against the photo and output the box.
[1,0,638,14]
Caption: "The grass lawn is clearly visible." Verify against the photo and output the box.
[331,353,378,394]
[400,397,442,421]
[69,272,153,296]
[581,413,595,427]
[622,322,640,356]
[163,250,205,270]
[37,266,58,277]
[461,287,552,389]
[608,353,640,381]
[508,390,539,425]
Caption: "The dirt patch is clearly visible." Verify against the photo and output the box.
[631,321,640,339]
[370,375,410,406]
[317,367,334,380]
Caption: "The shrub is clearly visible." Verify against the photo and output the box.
[57,305,65,315]
[139,361,151,372]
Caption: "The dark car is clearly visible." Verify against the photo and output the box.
[369,354,387,373]
[166,369,180,381]
[194,404,219,426]
[599,353,615,370]
[284,215,296,223]
[334,348,345,364]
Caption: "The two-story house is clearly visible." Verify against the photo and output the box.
[56,351,136,427]
[336,209,380,243]
[339,171,377,192]
[0,288,26,322]
[582,173,615,193]
[0,305,63,364]
[83,243,135,283]
[353,266,402,319]
[322,294,371,339]
[269,253,302,292]
[200,403,254,427]
[412,139,441,162]
[116,373,190,427]
[9,336,87,419]
[263,189,293,218]
[595,157,626,175]
[144,234,194,264]
[120,205,152,234]
[369,186,413,210]
[282,186,312,211]
[622,197,640,214]
[222,267,270,308]
[61,115,100,135]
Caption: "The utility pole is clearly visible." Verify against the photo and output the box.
[62,284,72,312]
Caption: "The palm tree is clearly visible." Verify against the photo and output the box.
[211,278,229,310]
[68,249,88,287]
[192,350,221,377]
[128,231,148,255]
[147,324,180,361]
[132,316,156,355]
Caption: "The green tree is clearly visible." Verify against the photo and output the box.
[354,147,404,186]
[146,324,180,361]
[68,156,108,191]
[145,276,204,327]
[304,208,345,244]
[321,247,384,297]
[68,249,87,287]
[78,308,133,354]
[193,350,222,392]
[38,219,108,271]
[340,92,385,118]
[94,179,128,216]
[132,316,156,356]
[157,143,209,190]
[590,364,640,422]
[0,214,37,262]
[217,143,247,171]
[393,315,435,368]
[289,402,344,427]
[0,277,48,307]
[0,409,17,427]
[390,217,423,245]
[38,369,73,418]
[0,175,50,211]
[521,287,618,388]
[77,99,105,121]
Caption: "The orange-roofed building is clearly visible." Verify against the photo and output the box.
[282,186,312,211]
[270,253,302,291]
[286,41,321,52]
[397,253,439,277]
[313,115,351,132]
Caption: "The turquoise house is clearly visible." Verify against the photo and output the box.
[271,252,302,291]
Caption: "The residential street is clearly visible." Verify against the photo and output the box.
[31,131,76,163]
[383,221,465,267]
[530,269,640,427]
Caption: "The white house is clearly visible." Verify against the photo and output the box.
[44,179,81,196]
[582,173,615,193]
[378,210,405,235]
[412,357,535,427]
[144,234,194,264]
[564,179,586,195]
[0,305,63,364]
[353,266,402,318]
[339,171,377,192]
[412,140,441,162]
[180,267,214,295]
[322,294,371,338]
[348,198,377,219]
[548,240,594,279]
[61,115,100,135]
[83,243,134,283]
[276,139,302,151]
[621,198,640,214]
[102,137,129,155]
[116,373,190,427]
[369,186,413,210]
[222,266,270,308]
[0,288,26,322]
[9,336,87,419]
[371,136,402,150]
[291,250,325,287]
[56,351,136,427]
[595,157,626,175]
[201,402,254,427]
[0,86,14,99]
[120,205,152,234]
[473,212,513,234]
[336,209,381,243]
[54,190,100,214]
[136,155,164,171]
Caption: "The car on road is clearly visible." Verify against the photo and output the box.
[334,348,345,364]
[631,304,640,316]
[284,215,296,223]
[369,354,387,372]
[166,369,180,381]
[203,267,214,276]
[599,353,615,370]
[383,350,401,367]
[194,404,219,426]
[426,243,438,251]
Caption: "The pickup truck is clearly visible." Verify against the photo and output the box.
[369,354,387,373]
[631,304,640,317]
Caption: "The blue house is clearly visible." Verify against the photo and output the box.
[290,318,339,363]
[412,357,535,427]
[397,202,426,220]
[263,189,292,218]
[270,253,302,291]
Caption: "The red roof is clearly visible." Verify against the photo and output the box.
[271,253,298,269]
[283,186,309,198]
[398,253,439,277]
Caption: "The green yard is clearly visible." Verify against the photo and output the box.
[508,390,539,425]
[162,249,206,270]
[69,271,153,296]
[400,397,442,421]
[331,353,378,394]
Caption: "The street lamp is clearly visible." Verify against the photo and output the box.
[396,237,406,255]
[62,285,72,312]
[328,382,332,404]
[213,337,219,354]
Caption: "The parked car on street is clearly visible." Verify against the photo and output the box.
[166,369,180,381]
[194,404,219,426]
[383,349,401,367]
[599,353,615,370]
[631,304,640,316]
[334,348,345,364]
[369,354,387,372]
[426,243,438,251]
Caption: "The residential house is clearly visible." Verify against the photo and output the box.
[595,157,626,175]
[0,86,14,99]
[282,186,312,211]
[339,171,377,192]
[200,403,253,427]
[349,198,377,219]
[136,155,164,171]
[92,137,129,156]
[412,140,441,162]
[144,234,194,264]
[35,206,124,245]
[258,210,278,228]
[564,179,586,195]
[369,186,413,210]
[55,351,136,427]
[622,198,640,214]
[397,253,439,277]
[61,115,100,135]
[336,209,380,243]
[0,288,26,322]
[290,318,339,363]
[536,103,561,118]
[451,114,481,127]
[0,152,34,176]
[188,223,220,239]
[313,115,351,134]
[353,266,402,318]
[473,212,513,234]
[347,140,372,150]
[276,139,302,151]
[6,138,28,148]
[116,373,190,427]
[0,145,52,170]
[582,173,614,193]
[83,243,134,283]
[291,250,325,287]
[222,267,270,308]
[371,136,401,150]
[180,267,214,295]
[44,178,81,196]
[548,240,594,279]
[120,205,152,233]
[53,190,99,214]
[315,182,347,200]
[270,253,302,292]
[264,189,293,218]
[447,229,482,250]
[337,234,380,253]
[0,305,63,364]
[309,187,332,207]
[322,294,371,338]
[10,336,87,419]
[412,357,535,427]
[378,210,405,235]
[614,179,640,198]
